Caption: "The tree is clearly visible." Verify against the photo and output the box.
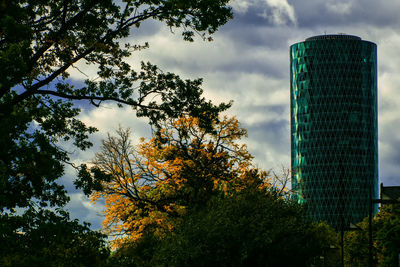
[374,202,400,266]
[88,115,339,266]
[0,208,109,266]
[344,201,400,267]
[138,188,337,266]
[88,116,271,247]
[1,0,232,212]
[343,219,370,267]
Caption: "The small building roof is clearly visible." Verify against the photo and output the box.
[381,184,400,201]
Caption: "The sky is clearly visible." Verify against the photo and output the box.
[62,0,400,229]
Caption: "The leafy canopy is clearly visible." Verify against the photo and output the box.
[87,116,271,247]
[0,208,109,266]
[344,201,400,266]
[1,0,233,212]
[1,1,234,263]
[153,189,337,267]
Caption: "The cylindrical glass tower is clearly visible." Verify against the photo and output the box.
[290,34,378,230]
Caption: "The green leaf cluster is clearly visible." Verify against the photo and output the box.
[1,0,233,264]
[0,208,109,267]
[1,0,232,213]
[113,188,337,266]
[344,202,400,266]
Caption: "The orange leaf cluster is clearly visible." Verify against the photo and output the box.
[90,116,273,248]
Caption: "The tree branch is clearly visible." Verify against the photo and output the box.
[32,89,170,112]
[7,8,163,106]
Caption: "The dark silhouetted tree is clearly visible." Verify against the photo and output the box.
[1,0,232,213]
[1,0,233,263]
[0,208,109,266]
[113,188,337,266]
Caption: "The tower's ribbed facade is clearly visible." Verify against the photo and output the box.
[290,34,378,229]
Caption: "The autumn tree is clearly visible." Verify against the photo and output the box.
[1,0,232,214]
[87,116,271,247]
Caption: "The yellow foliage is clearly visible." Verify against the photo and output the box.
[90,115,273,249]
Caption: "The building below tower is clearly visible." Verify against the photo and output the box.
[290,34,378,230]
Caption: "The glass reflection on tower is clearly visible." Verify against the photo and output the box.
[290,34,378,230]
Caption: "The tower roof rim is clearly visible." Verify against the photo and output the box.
[305,34,362,41]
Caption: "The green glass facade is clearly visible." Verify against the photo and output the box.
[290,35,378,230]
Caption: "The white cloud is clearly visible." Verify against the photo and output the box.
[66,192,105,229]
[79,103,151,140]
[326,1,353,15]
[263,0,298,26]
[230,0,252,14]
[230,0,297,26]
[67,59,100,82]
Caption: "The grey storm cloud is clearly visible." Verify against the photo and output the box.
[244,118,290,170]
[218,59,286,79]
[66,192,105,230]
[222,24,295,49]
[128,17,163,37]
[245,119,289,148]
[289,0,400,28]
